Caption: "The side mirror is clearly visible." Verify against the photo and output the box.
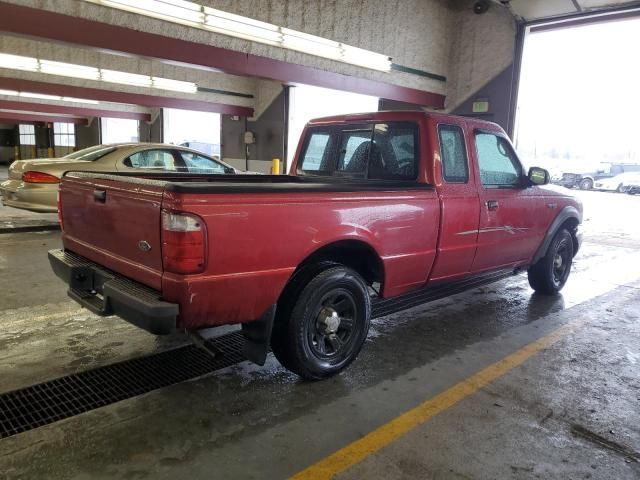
[224,167,235,174]
[528,167,550,186]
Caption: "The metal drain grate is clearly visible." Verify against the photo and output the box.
[0,331,245,439]
[0,268,518,440]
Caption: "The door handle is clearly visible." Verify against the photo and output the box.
[486,200,499,211]
[93,190,107,203]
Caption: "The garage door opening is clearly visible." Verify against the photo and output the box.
[101,117,140,144]
[515,16,640,185]
[287,84,378,170]
[515,14,640,242]
[163,108,221,159]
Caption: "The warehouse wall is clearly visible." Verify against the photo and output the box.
[0,123,16,164]
[75,120,100,149]
[2,0,450,96]
[446,1,517,132]
[222,86,286,173]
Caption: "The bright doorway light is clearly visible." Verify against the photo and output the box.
[101,117,139,143]
[287,84,378,169]
[515,17,640,177]
[163,108,221,157]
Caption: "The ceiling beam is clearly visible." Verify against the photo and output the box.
[0,100,151,121]
[0,111,88,124]
[0,77,253,116]
[0,1,445,109]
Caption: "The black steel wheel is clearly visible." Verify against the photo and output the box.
[528,229,574,295]
[271,265,371,380]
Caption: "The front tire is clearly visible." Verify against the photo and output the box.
[271,265,371,380]
[528,229,574,295]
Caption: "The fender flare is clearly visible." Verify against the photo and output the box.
[531,206,581,264]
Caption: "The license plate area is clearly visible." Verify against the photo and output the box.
[68,266,114,315]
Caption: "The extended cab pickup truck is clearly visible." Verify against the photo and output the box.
[49,111,583,380]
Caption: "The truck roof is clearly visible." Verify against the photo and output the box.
[307,110,501,130]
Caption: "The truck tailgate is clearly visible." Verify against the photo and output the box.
[60,173,165,290]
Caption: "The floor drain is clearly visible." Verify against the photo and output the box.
[0,331,245,439]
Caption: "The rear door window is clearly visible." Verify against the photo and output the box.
[124,150,183,171]
[438,125,468,183]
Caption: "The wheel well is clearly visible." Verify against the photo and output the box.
[560,217,580,254]
[297,240,384,287]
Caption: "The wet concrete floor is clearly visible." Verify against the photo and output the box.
[0,190,638,479]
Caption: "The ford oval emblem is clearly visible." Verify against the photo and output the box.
[138,240,152,252]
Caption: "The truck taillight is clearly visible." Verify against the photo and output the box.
[22,171,60,184]
[161,210,206,274]
[57,190,64,230]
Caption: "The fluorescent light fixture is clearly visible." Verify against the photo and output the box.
[0,53,198,93]
[61,97,100,104]
[40,60,100,80]
[83,0,392,71]
[20,92,61,101]
[0,53,39,72]
[101,69,153,88]
[0,88,100,104]
[151,76,198,93]
[96,0,205,25]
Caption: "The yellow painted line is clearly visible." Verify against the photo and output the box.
[291,318,585,480]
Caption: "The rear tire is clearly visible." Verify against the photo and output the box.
[579,178,593,190]
[528,229,574,295]
[271,264,371,380]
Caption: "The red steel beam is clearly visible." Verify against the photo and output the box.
[0,78,253,116]
[0,1,445,109]
[0,99,151,121]
[0,111,88,124]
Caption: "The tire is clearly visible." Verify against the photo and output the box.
[579,178,593,190]
[528,229,574,295]
[271,264,371,380]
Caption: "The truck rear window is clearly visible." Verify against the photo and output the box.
[298,122,418,180]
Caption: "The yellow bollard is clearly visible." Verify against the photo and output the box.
[14,145,20,160]
[47,147,54,158]
[271,158,281,175]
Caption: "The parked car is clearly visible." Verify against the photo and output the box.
[593,172,640,192]
[0,143,237,212]
[555,163,640,190]
[49,111,583,380]
[624,179,640,195]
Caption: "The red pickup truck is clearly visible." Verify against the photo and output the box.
[49,111,582,380]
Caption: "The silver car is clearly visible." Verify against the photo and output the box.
[0,143,238,213]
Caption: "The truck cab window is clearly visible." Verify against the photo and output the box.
[475,133,522,187]
[299,132,332,172]
[438,125,468,183]
[369,123,418,180]
[336,130,373,176]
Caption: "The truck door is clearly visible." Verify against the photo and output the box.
[428,120,481,281]
[470,130,542,271]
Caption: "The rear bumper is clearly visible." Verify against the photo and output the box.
[0,180,58,212]
[48,249,178,334]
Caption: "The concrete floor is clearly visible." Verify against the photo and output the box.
[0,190,639,479]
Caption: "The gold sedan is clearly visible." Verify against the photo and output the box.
[0,143,236,213]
